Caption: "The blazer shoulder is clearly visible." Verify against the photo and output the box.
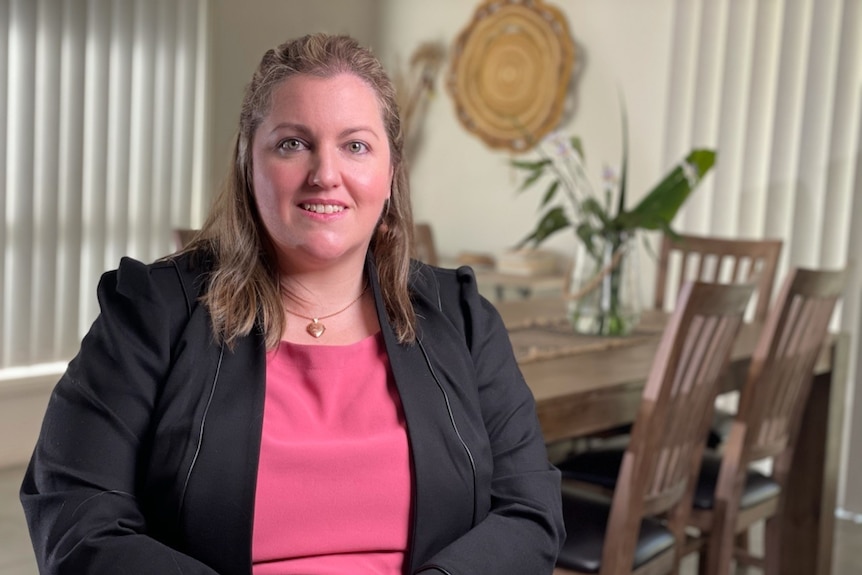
[408,262,492,341]
[104,251,210,326]
[409,261,481,306]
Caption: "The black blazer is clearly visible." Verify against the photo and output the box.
[21,252,564,574]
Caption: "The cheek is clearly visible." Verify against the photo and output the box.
[250,150,269,206]
[343,169,390,203]
[253,161,298,209]
[374,171,393,199]
[251,174,276,218]
[364,161,394,200]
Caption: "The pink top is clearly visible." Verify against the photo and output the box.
[252,332,412,575]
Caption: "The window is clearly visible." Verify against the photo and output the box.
[0,0,210,374]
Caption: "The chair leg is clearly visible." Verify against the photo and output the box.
[763,514,781,575]
[697,546,710,575]
[734,529,749,554]
[701,513,737,575]
[733,529,750,575]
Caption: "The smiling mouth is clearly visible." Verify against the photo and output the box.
[301,203,345,214]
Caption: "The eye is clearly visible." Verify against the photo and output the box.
[278,138,307,152]
[347,141,368,154]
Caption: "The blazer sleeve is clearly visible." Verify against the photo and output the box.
[416,269,565,574]
[19,258,220,575]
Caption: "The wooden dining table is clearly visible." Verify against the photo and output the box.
[496,296,850,575]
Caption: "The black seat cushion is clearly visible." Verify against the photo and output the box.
[558,488,675,573]
[557,448,781,512]
[557,448,624,488]
[692,451,781,510]
[580,410,730,449]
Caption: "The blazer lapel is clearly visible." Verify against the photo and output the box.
[370,264,475,572]
[178,332,267,575]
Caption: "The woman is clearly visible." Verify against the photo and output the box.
[21,33,564,574]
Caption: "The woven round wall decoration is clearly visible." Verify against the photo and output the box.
[447,0,576,152]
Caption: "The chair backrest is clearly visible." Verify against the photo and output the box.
[602,280,755,572]
[729,267,845,472]
[655,233,783,322]
[412,222,439,266]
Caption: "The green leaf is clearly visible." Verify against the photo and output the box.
[511,158,552,171]
[617,94,628,217]
[515,167,547,194]
[581,197,612,228]
[569,136,585,161]
[540,180,561,209]
[516,206,571,247]
[575,221,601,260]
[615,149,716,231]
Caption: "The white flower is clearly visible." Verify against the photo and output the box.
[537,132,595,211]
[546,131,574,159]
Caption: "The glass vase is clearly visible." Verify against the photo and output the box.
[567,230,641,336]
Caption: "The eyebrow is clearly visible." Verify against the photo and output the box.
[269,123,383,141]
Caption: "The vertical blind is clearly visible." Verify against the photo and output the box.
[661,0,862,511]
[0,0,210,371]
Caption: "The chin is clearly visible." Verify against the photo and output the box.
[300,243,365,265]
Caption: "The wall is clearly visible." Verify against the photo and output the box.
[0,374,58,466]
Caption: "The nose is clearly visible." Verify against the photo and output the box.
[308,147,341,189]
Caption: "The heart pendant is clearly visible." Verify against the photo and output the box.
[306,320,325,338]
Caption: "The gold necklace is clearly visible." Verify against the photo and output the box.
[283,283,368,338]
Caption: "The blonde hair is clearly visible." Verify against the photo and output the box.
[184,33,416,348]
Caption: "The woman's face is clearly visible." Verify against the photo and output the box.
[251,73,393,270]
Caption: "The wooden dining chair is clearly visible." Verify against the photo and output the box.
[685,266,846,575]
[655,233,783,323]
[554,280,755,575]
[654,233,784,446]
[412,222,439,266]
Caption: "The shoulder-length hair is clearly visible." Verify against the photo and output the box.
[185,33,416,349]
